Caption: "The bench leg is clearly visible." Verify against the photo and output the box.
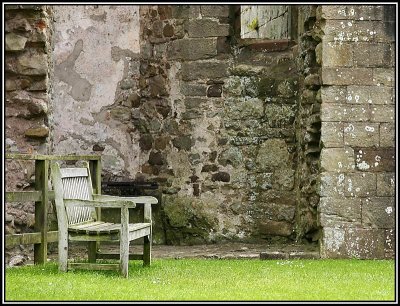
[59,234,68,272]
[120,206,129,278]
[143,234,151,267]
[88,241,97,263]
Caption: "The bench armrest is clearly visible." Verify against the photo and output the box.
[64,199,136,209]
[92,194,158,205]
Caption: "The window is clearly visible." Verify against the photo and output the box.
[232,5,298,51]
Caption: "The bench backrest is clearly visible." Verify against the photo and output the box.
[52,162,96,225]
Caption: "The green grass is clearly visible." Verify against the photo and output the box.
[5,259,395,301]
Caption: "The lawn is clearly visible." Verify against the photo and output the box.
[5,258,395,302]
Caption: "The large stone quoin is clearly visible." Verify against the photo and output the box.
[5,4,395,259]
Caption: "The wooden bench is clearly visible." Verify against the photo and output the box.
[51,161,158,278]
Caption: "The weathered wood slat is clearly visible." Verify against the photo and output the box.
[96,253,144,260]
[68,233,120,241]
[68,263,119,271]
[85,223,119,234]
[6,191,55,202]
[60,168,88,178]
[6,191,42,202]
[68,221,104,230]
[89,160,102,223]
[75,222,119,234]
[64,199,137,208]
[6,153,101,161]
[6,231,58,246]
[34,159,49,265]
[68,222,151,235]
[93,194,158,205]
[129,227,151,240]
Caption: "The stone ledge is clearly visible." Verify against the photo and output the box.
[260,251,320,260]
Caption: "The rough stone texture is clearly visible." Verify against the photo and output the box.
[318,4,395,259]
[5,5,395,260]
[321,227,385,259]
[5,5,53,262]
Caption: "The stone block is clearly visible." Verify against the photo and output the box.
[260,197,295,221]
[319,172,376,197]
[384,229,395,258]
[224,97,264,120]
[181,61,229,81]
[321,104,371,122]
[379,123,394,147]
[260,251,289,260]
[319,197,362,226]
[322,41,353,67]
[320,5,384,21]
[247,172,273,190]
[17,50,48,75]
[353,42,391,67]
[320,227,385,259]
[166,38,217,61]
[180,82,207,96]
[264,104,296,128]
[258,220,293,237]
[304,74,321,87]
[207,84,222,97]
[171,5,200,19]
[319,172,343,197]
[320,147,355,172]
[211,171,230,182]
[322,67,374,86]
[344,172,376,197]
[343,122,380,147]
[24,126,49,138]
[255,191,297,208]
[181,109,203,120]
[374,20,395,42]
[370,104,394,122]
[354,147,395,172]
[320,86,347,103]
[172,135,193,151]
[229,136,260,146]
[218,147,243,167]
[272,168,295,191]
[321,19,376,43]
[289,252,320,259]
[377,173,395,196]
[184,97,206,109]
[200,5,230,18]
[256,139,290,171]
[5,33,27,51]
[347,85,393,104]
[187,19,230,38]
[362,197,395,229]
[373,68,394,86]
[320,122,344,148]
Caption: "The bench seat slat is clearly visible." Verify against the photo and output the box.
[69,222,151,235]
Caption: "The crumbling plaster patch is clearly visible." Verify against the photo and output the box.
[52,5,141,175]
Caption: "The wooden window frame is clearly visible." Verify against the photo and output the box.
[231,5,298,52]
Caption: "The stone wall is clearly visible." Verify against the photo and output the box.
[5,5,53,154]
[5,5,53,261]
[317,5,395,258]
[136,5,316,245]
[293,6,323,243]
[4,4,395,259]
